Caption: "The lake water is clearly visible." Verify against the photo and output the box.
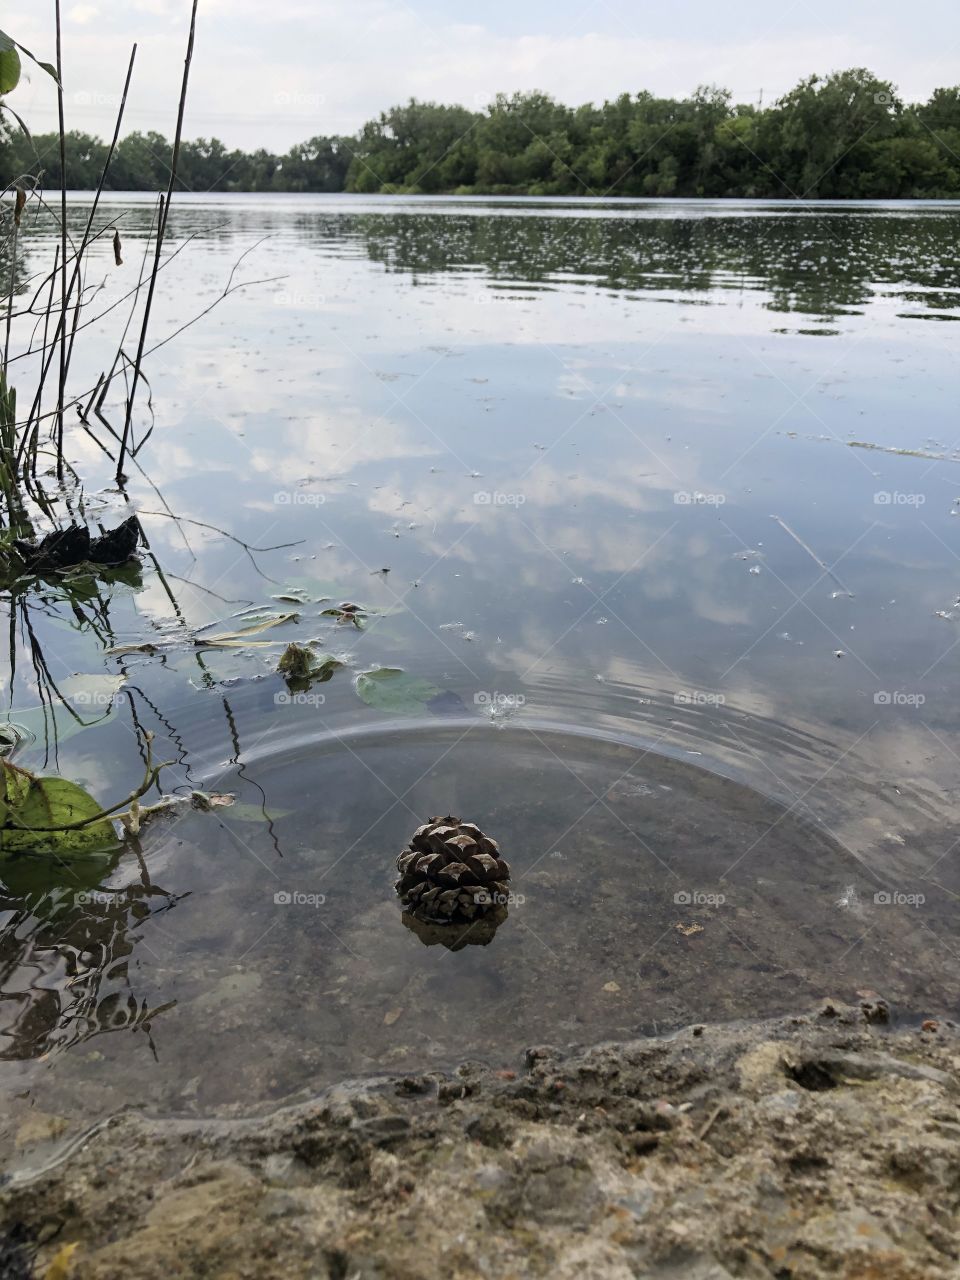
[2,194,959,1161]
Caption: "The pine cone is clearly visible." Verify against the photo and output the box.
[396,816,511,924]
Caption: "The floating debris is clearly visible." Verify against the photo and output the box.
[770,515,854,598]
[321,601,368,627]
[848,440,959,462]
[11,515,142,572]
[396,816,511,928]
[277,643,344,684]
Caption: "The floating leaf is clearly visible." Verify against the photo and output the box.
[198,611,299,649]
[59,673,125,706]
[104,640,160,657]
[0,761,119,855]
[355,668,442,716]
[278,643,343,683]
[105,608,299,658]
[321,601,370,628]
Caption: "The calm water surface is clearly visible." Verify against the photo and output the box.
[2,195,959,1161]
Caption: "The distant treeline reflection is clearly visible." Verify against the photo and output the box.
[6,69,960,200]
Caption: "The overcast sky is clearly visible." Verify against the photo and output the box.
[10,0,960,150]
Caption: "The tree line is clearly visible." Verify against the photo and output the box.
[5,68,960,199]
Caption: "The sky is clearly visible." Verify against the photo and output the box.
[9,0,960,151]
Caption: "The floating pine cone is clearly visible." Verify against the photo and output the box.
[396,815,511,925]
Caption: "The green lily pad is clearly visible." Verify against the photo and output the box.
[355,668,443,716]
[0,761,120,856]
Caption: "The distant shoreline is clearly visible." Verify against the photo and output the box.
[5,69,960,201]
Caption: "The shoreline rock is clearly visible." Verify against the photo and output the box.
[2,1001,958,1278]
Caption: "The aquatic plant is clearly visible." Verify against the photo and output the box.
[0,729,173,855]
[0,4,201,518]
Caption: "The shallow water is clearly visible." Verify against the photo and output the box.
[1,195,959,1155]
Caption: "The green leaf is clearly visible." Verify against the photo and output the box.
[0,761,119,855]
[0,102,31,139]
[0,31,60,85]
[0,47,21,95]
[355,667,442,716]
[277,643,343,683]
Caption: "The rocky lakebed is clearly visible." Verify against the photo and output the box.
[1,999,958,1279]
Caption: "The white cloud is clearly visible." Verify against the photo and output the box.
[67,4,100,23]
[9,1,956,151]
